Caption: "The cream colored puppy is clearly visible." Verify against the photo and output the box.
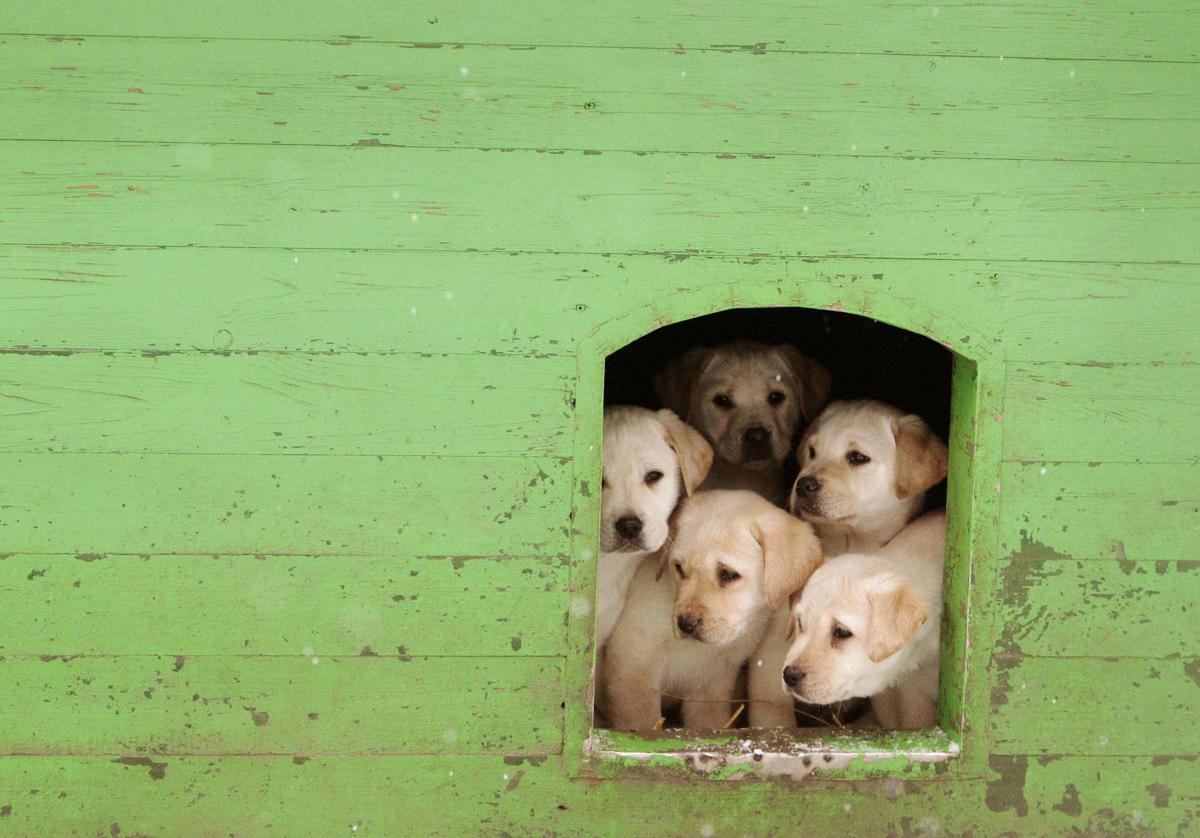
[597,406,713,647]
[603,491,822,732]
[748,400,947,726]
[790,400,948,554]
[654,341,831,505]
[781,510,946,729]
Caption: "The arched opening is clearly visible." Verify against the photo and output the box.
[585,302,980,767]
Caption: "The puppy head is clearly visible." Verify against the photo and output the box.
[661,491,823,646]
[653,341,831,469]
[790,400,948,525]
[781,558,930,705]
[600,406,713,553]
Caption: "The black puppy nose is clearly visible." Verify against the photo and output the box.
[796,476,821,496]
[614,516,643,539]
[676,613,701,635]
[782,665,806,688]
[743,426,770,446]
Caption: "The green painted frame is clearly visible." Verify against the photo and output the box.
[563,267,1005,780]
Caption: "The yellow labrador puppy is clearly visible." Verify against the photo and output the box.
[597,406,713,647]
[653,341,831,505]
[781,510,946,729]
[748,400,947,727]
[603,491,822,731]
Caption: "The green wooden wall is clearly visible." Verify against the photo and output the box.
[2,2,1198,834]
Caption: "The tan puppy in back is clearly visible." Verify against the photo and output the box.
[654,341,831,505]
[747,400,947,727]
[597,406,713,648]
[603,491,822,731]
[781,510,946,728]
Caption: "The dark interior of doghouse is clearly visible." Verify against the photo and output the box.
[602,306,952,729]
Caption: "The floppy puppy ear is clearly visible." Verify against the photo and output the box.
[774,345,832,422]
[751,508,824,609]
[892,414,949,499]
[655,503,685,581]
[656,409,714,496]
[866,579,929,662]
[653,346,714,419]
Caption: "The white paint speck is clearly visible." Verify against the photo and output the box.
[756,659,763,667]
[459,66,469,76]
[774,374,782,382]
[843,803,852,813]
[931,6,940,16]
[1051,697,1057,704]
[502,773,509,781]
[442,728,458,744]
[311,657,320,665]
[681,71,687,78]
[580,548,593,562]
[1069,69,1076,78]
[994,483,1002,494]
[292,256,299,264]
[700,825,715,838]
[569,596,592,618]
[999,55,1005,62]
[1140,207,1145,213]
[448,770,454,777]
[409,307,417,315]
[1098,735,1109,746]
[444,291,454,300]
[410,213,419,222]
[851,143,857,151]
[1039,467,1047,475]
[351,824,359,833]
[392,190,400,199]
[802,206,810,213]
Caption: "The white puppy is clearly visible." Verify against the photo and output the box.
[596,406,713,648]
[653,341,831,505]
[603,491,822,731]
[781,510,946,729]
[747,400,947,727]
[790,400,948,554]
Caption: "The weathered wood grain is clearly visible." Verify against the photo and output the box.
[1003,362,1200,464]
[989,655,1200,755]
[996,558,1199,659]
[0,553,566,656]
[3,247,1195,362]
[0,654,564,755]
[999,461,1199,563]
[0,352,573,456]
[4,142,1197,263]
[5,35,1197,164]
[7,1,1197,61]
[0,453,571,556]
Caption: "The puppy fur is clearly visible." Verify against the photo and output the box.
[597,406,713,648]
[782,510,947,729]
[748,400,947,727]
[790,400,948,555]
[603,491,822,731]
[653,341,831,505]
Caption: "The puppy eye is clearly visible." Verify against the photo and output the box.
[807,445,816,460]
[767,391,786,407]
[644,470,663,485]
[717,567,740,586]
[846,450,871,466]
[712,394,733,409]
[832,624,853,641]
[674,562,685,579]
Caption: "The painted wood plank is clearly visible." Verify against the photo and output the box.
[3,247,1196,363]
[7,1,1197,62]
[0,554,565,657]
[0,654,563,755]
[1003,363,1200,464]
[6,36,1197,164]
[3,142,1196,263]
[999,462,1200,563]
[0,453,571,556]
[989,655,1200,755]
[0,352,573,456]
[995,558,1199,659]
[1,754,1195,835]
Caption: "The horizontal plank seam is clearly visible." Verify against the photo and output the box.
[3,136,1195,166]
[4,32,1198,64]
[3,243,1198,268]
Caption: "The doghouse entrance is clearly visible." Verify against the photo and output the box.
[580,304,983,777]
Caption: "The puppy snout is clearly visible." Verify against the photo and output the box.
[676,612,702,636]
[796,475,821,497]
[614,515,643,540]
[782,665,806,689]
[743,426,770,446]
